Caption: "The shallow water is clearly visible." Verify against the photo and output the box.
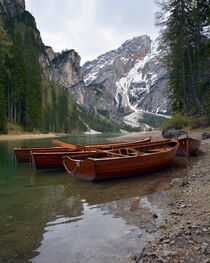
[0,134,198,263]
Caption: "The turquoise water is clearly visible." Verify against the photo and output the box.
[0,134,195,263]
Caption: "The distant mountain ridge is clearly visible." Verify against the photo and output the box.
[80,35,170,127]
[40,34,171,128]
[0,0,170,132]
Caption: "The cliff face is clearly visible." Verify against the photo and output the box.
[81,36,169,126]
[0,0,84,90]
[51,50,83,88]
[0,0,25,16]
[0,0,87,133]
[39,47,83,90]
[79,36,151,123]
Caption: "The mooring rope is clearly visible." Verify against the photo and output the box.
[69,160,81,176]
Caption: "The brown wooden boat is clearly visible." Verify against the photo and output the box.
[51,137,151,151]
[14,146,69,162]
[177,135,201,156]
[63,140,179,181]
[31,151,98,169]
[14,137,151,163]
[31,137,152,169]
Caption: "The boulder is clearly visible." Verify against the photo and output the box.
[201,132,210,140]
[162,127,187,139]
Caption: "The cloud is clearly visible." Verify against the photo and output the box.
[26,0,159,64]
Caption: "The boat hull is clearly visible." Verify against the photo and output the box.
[32,151,97,169]
[31,138,152,169]
[63,141,179,181]
[14,146,67,162]
[177,137,201,156]
[14,137,151,162]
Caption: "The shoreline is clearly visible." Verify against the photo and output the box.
[0,133,66,141]
[109,130,203,142]
[0,130,159,142]
[0,130,204,142]
[134,138,210,263]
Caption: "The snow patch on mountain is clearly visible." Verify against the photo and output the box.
[81,35,170,128]
[115,37,160,111]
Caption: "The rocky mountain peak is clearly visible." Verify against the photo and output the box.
[79,35,169,127]
[50,49,83,88]
[119,35,151,54]
[0,0,25,16]
[53,50,81,65]
[82,35,151,86]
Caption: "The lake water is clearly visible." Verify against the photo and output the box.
[0,134,197,263]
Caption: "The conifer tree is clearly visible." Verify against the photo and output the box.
[156,0,210,122]
[0,22,11,133]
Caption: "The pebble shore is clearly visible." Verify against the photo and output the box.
[132,138,210,263]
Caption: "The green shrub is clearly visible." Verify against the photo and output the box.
[189,118,205,129]
[160,113,189,129]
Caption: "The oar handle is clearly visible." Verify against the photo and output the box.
[51,140,80,151]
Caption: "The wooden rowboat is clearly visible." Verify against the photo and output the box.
[177,135,201,156]
[14,137,151,162]
[31,137,152,169]
[14,146,68,162]
[63,140,179,181]
[51,137,151,151]
[32,151,98,169]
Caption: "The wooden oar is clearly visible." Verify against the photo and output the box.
[52,139,128,157]
[51,140,81,151]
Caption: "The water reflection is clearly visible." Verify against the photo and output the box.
[0,135,200,263]
[30,155,197,263]
[32,200,146,263]
[31,188,181,263]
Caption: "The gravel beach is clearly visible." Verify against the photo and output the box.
[122,132,210,263]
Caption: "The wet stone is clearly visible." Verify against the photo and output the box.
[146,229,156,234]
[163,239,171,244]
[184,230,191,235]
[195,229,202,235]
[194,246,201,251]
[153,213,158,219]
[202,227,209,232]
[163,250,178,257]
[168,202,176,206]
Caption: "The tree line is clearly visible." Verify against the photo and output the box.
[0,10,122,134]
[156,0,210,126]
[0,11,86,134]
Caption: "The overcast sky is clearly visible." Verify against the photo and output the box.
[26,0,159,64]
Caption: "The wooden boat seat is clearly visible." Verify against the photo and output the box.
[142,148,168,154]
[118,148,140,156]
